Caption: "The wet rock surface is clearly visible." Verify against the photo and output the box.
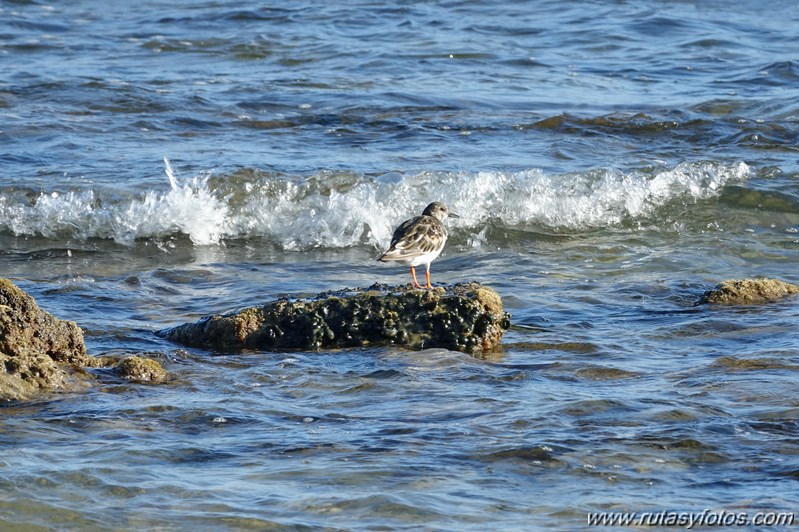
[114,355,169,383]
[697,277,799,305]
[161,282,512,356]
[0,279,168,401]
[0,278,92,401]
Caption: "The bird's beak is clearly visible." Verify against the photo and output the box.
[449,212,460,218]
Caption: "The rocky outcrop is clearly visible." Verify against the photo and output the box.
[697,278,799,305]
[161,282,511,356]
[0,279,167,401]
[0,279,93,401]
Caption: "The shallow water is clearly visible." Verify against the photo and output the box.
[1,0,799,530]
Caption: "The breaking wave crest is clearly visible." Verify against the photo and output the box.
[0,159,751,249]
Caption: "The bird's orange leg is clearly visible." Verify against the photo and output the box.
[410,266,424,289]
[425,264,433,289]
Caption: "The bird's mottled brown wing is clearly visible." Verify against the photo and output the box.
[379,215,447,261]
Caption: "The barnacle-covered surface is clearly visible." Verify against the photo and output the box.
[161,283,511,356]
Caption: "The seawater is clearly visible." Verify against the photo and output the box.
[1,0,798,530]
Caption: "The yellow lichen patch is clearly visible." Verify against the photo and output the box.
[233,307,266,339]
[474,286,504,315]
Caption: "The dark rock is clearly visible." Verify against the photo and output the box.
[160,282,511,356]
[697,277,799,305]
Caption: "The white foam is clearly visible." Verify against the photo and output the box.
[0,158,229,246]
[449,161,750,230]
[115,158,229,245]
[0,161,750,249]
[219,160,751,249]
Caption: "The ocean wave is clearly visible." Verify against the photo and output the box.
[0,159,751,249]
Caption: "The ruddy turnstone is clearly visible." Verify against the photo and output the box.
[378,202,459,289]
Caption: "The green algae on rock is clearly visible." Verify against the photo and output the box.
[697,278,799,306]
[160,282,511,356]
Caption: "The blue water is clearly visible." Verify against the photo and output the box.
[1,0,799,529]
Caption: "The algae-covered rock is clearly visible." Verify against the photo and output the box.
[115,356,168,383]
[0,279,170,401]
[697,278,799,305]
[0,278,92,401]
[161,282,511,356]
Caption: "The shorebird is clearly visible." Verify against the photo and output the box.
[378,202,459,289]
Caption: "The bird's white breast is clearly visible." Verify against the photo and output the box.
[409,247,443,267]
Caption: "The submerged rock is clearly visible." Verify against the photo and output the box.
[114,355,168,383]
[161,282,511,356]
[0,278,168,401]
[697,277,799,305]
